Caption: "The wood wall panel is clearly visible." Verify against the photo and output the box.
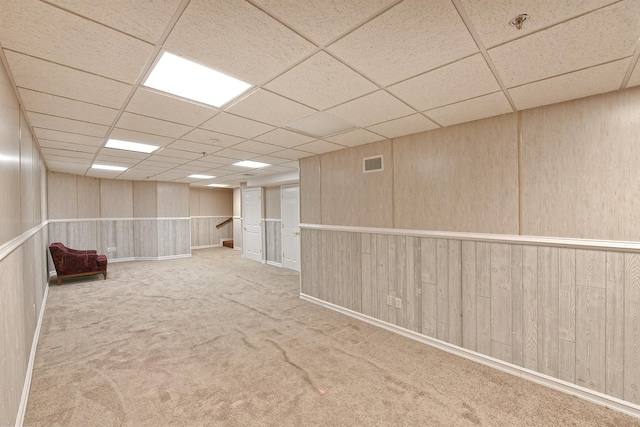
[76,176,100,218]
[133,181,157,218]
[47,172,77,220]
[265,186,281,219]
[299,155,321,224]
[134,220,158,258]
[100,179,133,218]
[300,227,640,408]
[20,115,35,230]
[393,113,518,234]
[157,182,189,218]
[265,220,282,264]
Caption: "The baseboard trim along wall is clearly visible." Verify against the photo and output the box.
[266,260,283,268]
[300,293,640,420]
[16,278,50,427]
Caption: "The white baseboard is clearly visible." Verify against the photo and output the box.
[266,260,283,267]
[16,277,50,427]
[299,293,640,420]
[191,244,222,249]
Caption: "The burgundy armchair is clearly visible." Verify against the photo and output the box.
[49,242,108,285]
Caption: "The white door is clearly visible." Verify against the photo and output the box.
[281,186,300,271]
[242,188,262,262]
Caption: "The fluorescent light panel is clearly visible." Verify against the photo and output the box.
[189,174,215,179]
[144,52,252,108]
[233,160,270,168]
[106,139,159,154]
[92,164,127,171]
[207,184,229,187]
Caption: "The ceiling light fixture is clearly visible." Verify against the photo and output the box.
[233,160,271,168]
[207,184,230,188]
[92,164,127,172]
[509,14,529,30]
[143,51,252,108]
[105,139,159,154]
[189,174,215,179]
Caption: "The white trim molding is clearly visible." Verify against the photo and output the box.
[300,293,640,420]
[0,221,48,262]
[300,223,640,253]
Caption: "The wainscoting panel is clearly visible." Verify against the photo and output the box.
[134,220,158,258]
[265,220,282,264]
[233,217,242,250]
[158,219,190,257]
[300,226,640,407]
[190,216,233,248]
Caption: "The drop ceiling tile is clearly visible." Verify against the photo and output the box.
[46,0,181,43]
[265,51,378,110]
[214,148,259,161]
[460,0,618,48]
[366,114,439,138]
[388,54,501,112]
[188,158,227,168]
[296,140,345,154]
[155,148,203,161]
[254,128,315,148]
[29,113,109,138]
[325,128,385,147]
[5,51,131,108]
[626,61,640,88]
[34,128,104,146]
[425,92,513,127]
[128,165,166,174]
[37,139,100,153]
[227,90,316,127]
[488,1,640,88]
[109,128,175,147]
[166,140,220,154]
[163,0,315,84]
[270,148,314,160]
[115,112,192,139]
[87,169,126,179]
[125,88,218,127]
[94,155,139,166]
[44,155,92,165]
[326,90,415,127]
[117,171,153,181]
[97,148,150,160]
[253,0,394,45]
[138,159,183,168]
[146,155,186,165]
[47,161,89,174]
[249,155,295,165]
[0,0,154,83]
[328,0,477,86]
[232,141,283,155]
[200,113,275,139]
[40,148,95,160]
[510,59,631,111]
[19,89,118,126]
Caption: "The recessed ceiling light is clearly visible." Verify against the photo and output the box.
[188,174,215,179]
[105,139,159,154]
[233,160,271,168]
[285,112,356,138]
[92,164,127,171]
[143,52,252,108]
[207,184,230,187]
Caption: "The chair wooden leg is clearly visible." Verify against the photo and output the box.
[57,277,62,285]
[103,271,107,280]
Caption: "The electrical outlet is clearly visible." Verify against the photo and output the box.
[386,295,393,306]
[107,247,116,252]
[395,298,402,309]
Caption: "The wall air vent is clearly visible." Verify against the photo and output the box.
[363,155,383,173]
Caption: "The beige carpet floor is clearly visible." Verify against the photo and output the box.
[25,248,639,426]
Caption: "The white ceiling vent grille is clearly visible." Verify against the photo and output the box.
[363,155,383,173]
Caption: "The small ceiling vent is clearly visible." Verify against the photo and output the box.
[363,155,383,173]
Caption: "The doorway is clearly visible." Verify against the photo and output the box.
[242,188,262,262]
[281,185,300,272]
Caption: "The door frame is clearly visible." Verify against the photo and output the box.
[281,184,300,272]
[241,187,263,262]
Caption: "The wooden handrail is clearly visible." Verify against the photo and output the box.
[216,217,233,229]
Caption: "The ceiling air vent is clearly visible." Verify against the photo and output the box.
[363,155,383,173]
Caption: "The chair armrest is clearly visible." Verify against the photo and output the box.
[67,248,97,255]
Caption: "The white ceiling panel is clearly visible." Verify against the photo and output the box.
[461,0,618,48]
[46,0,182,43]
[93,155,140,166]
[163,0,316,84]
[5,51,131,108]
[37,139,100,154]
[97,148,150,160]
[213,148,260,161]
[125,88,218,127]
[232,141,284,155]
[265,51,378,110]
[147,155,186,165]
[367,114,439,138]
[425,92,513,127]
[34,128,104,146]
[44,155,92,165]
[388,54,503,112]
[155,148,203,161]
[47,161,90,174]
[326,90,415,127]
[296,140,346,154]
[488,1,640,88]
[325,129,385,147]
[181,129,245,147]
[109,128,175,148]
[227,90,316,127]
[0,0,154,83]
[249,155,296,166]
[254,129,315,148]
[200,112,275,139]
[253,0,395,46]
[29,113,109,138]
[270,148,314,160]
[138,158,183,168]
[115,112,191,139]
[510,59,631,111]
[328,0,478,86]
[627,61,640,88]
[166,140,221,154]
[19,89,118,126]
[40,148,95,160]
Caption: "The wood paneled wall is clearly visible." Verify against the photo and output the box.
[299,156,321,224]
[301,228,640,405]
[264,186,281,219]
[191,217,233,248]
[265,220,282,264]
